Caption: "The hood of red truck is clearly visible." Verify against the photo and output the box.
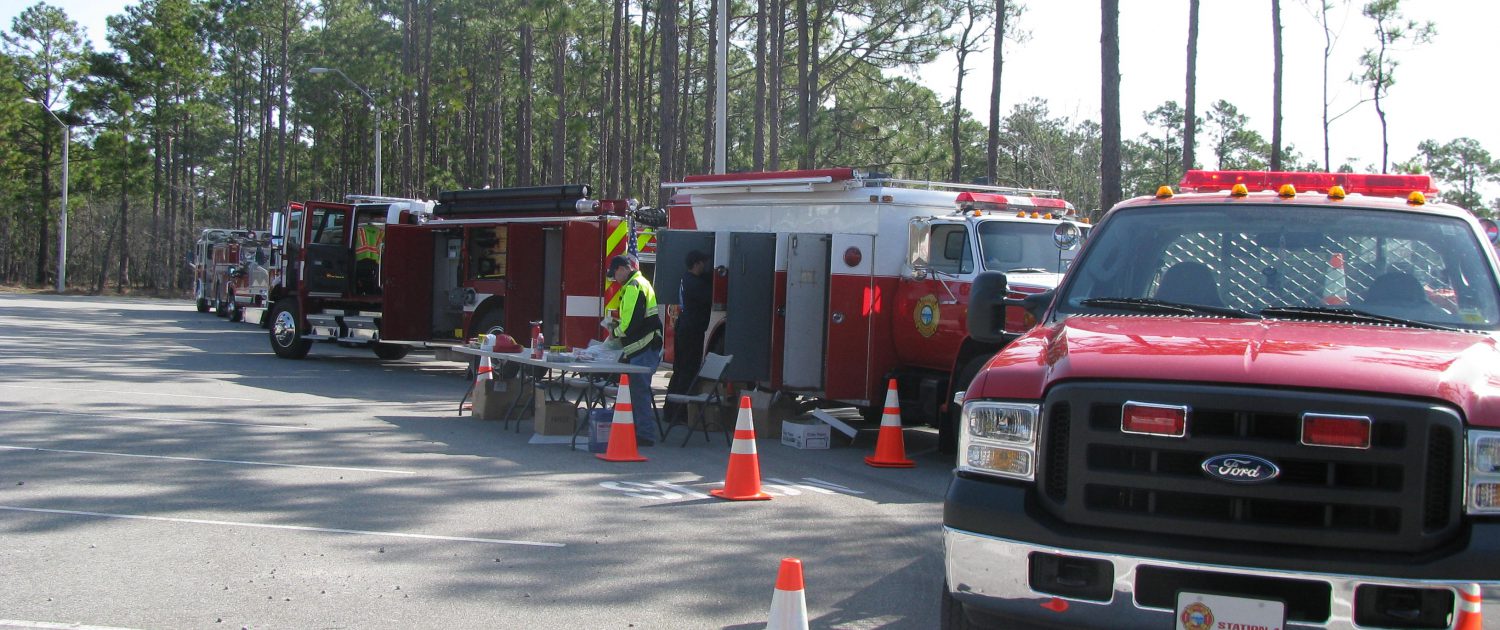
[970,316,1500,427]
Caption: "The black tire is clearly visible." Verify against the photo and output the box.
[215,298,229,317]
[942,355,990,454]
[196,297,209,313]
[269,299,311,359]
[373,343,410,360]
[941,583,974,630]
[228,303,243,322]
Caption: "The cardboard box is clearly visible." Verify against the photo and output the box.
[748,390,800,439]
[781,419,831,450]
[533,387,578,435]
[472,377,523,420]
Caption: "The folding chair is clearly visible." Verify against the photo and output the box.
[662,353,734,446]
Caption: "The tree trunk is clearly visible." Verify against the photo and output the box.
[1270,0,1283,171]
[753,0,767,170]
[796,0,810,168]
[1100,0,1122,213]
[659,0,679,186]
[1183,0,1199,174]
[550,32,567,184]
[1319,1,1331,171]
[519,21,535,186]
[703,0,719,172]
[768,0,783,170]
[35,126,51,286]
[116,130,130,292]
[952,2,977,182]
[987,0,1006,184]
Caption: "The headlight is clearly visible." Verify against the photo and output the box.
[1471,431,1500,515]
[958,402,1040,481]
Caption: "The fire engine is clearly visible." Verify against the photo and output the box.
[945,171,1500,629]
[265,185,649,361]
[191,228,270,321]
[657,168,1084,452]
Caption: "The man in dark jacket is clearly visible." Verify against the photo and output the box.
[665,250,712,424]
[608,255,662,445]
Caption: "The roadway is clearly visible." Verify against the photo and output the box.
[0,293,952,629]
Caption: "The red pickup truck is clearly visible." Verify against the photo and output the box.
[944,171,1499,629]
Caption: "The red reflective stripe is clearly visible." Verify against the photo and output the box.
[615,403,633,412]
[884,407,900,415]
[1460,589,1483,603]
[734,430,756,440]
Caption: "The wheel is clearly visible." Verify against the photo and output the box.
[941,583,975,630]
[196,297,209,313]
[269,299,311,359]
[373,343,410,360]
[942,355,991,455]
[214,289,229,317]
[228,303,243,322]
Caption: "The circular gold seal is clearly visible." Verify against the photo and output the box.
[1180,601,1214,630]
[914,294,940,338]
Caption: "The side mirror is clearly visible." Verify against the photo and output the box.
[968,272,1009,344]
[269,211,286,243]
[1054,222,1083,250]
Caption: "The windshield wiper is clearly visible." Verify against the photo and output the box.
[1005,267,1049,273]
[1259,306,1459,331]
[1080,297,1261,319]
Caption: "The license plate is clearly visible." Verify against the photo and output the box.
[1175,591,1286,630]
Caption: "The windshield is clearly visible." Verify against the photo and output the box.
[1054,204,1500,330]
[977,220,1078,273]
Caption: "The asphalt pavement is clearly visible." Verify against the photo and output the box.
[0,293,953,629]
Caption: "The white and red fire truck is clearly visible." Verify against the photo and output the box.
[192,228,271,321]
[265,186,649,361]
[657,168,1086,451]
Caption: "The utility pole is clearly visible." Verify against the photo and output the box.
[310,67,381,195]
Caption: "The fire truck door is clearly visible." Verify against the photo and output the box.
[379,224,434,341]
[824,234,875,401]
[725,232,776,382]
[783,233,830,390]
[654,230,716,307]
[507,224,545,336]
[304,206,352,296]
[541,228,563,340]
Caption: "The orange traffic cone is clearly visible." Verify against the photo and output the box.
[866,379,915,468]
[766,557,810,630]
[711,396,772,500]
[1324,253,1348,305]
[1456,583,1483,630]
[596,374,648,463]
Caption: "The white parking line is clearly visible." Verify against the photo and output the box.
[0,384,259,402]
[0,445,415,475]
[0,619,140,630]
[0,407,316,430]
[0,506,565,548]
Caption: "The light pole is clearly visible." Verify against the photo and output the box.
[310,67,381,196]
[26,98,68,293]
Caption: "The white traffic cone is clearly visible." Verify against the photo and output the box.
[1324,253,1348,305]
[766,557,809,630]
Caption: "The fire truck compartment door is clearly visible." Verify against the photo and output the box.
[379,224,434,341]
[725,232,776,382]
[654,230,716,305]
[507,224,545,336]
[782,233,830,390]
[824,234,875,402]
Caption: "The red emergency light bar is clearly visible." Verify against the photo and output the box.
[1178,170,1437,197]
[956,192,1011,205]
[681,168,858,184]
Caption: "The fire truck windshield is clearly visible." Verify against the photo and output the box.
[1054,205,1500,331]
[977,220,1078,274]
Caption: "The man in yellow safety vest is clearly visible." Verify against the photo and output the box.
[354,221,384,294]
[607,254,662,445]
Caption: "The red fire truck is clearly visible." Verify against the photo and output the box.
[945,171,1499,629]
[656,168,1085,451]
[192,228,269,321]
[265,186,643,361]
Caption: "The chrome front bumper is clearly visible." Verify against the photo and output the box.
[944,526,1499,629]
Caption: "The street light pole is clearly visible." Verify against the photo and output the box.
[27,98,69,293]
[310,67,380,195]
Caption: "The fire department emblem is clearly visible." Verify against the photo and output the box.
[914,294,940,338]
[1180,601,1214,630]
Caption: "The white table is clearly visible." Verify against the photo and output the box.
[454,347,654,443]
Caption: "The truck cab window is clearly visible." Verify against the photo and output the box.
[929,224,973,275]
[310,210,346,245]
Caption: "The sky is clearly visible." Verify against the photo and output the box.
[6,0,1497,197]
